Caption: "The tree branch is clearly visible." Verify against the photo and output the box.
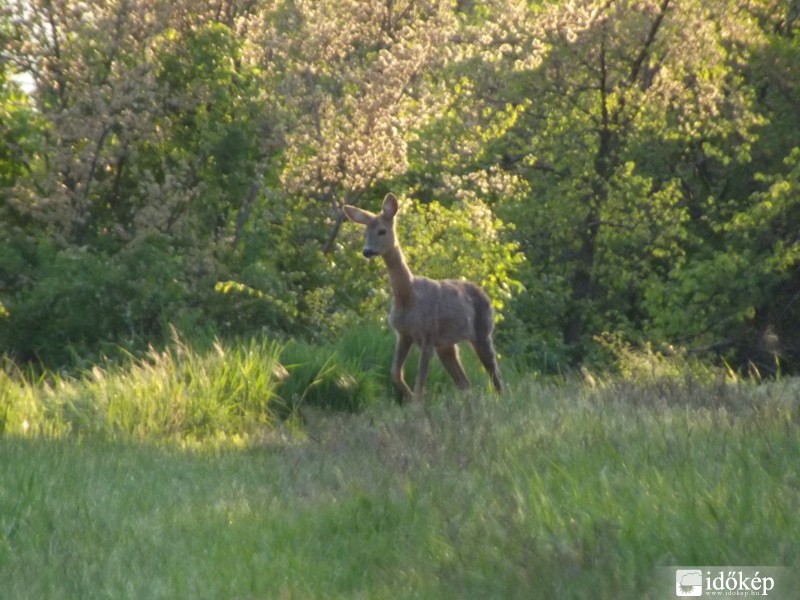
[321,185,371,255]
[628,0,670,86]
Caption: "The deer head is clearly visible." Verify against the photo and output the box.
[342,193,400,259]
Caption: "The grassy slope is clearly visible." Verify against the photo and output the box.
[2,373,799,599]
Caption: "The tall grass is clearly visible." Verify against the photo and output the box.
[1,321,521,444]
[1,336,286,443]
[1,324,428,442]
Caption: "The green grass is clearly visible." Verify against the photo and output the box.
[1,340,799,598]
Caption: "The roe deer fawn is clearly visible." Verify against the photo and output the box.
[343,193,503,401]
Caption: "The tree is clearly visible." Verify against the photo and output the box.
[432,0,767,365]
[252,0,459,252]
[644,0,800,372]
[0,0,283,365]
[3,0,275,246]
[2,0,797,374]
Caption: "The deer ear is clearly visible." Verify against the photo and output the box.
[382,193,399,219]
[342,205,374,225]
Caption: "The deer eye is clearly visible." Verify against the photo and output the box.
[377,228,387,236]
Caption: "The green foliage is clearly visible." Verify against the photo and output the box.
[644,148,800,372]
[211,193,369,341]
[2,0,800,375]
[4,2,800,592]
[149,22,272,240]
[592,332,718,383]
[0,75,38,193]
[0,236,195,367]
[213,279,299,335]
[398,197,524,316]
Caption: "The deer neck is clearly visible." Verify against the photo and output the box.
[382,245,415,308]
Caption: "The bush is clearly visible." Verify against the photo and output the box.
[0,236,198,369]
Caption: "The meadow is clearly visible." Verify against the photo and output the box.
[1,332,799,599]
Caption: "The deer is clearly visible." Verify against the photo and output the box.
[342,192,503,401]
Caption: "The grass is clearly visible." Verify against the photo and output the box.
[1,338,799,598]
[1,336,286,444]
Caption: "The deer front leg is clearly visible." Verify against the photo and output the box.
[413,343,435,400]
[391,334,414,402]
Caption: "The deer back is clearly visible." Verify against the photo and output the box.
[389,276,492,347]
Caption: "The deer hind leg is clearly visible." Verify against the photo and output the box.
[436,345,470,390]
[391,334,414,402]
[413,343,435,400]
[472,336,503,392]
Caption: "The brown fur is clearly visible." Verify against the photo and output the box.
[343,193,503,401]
